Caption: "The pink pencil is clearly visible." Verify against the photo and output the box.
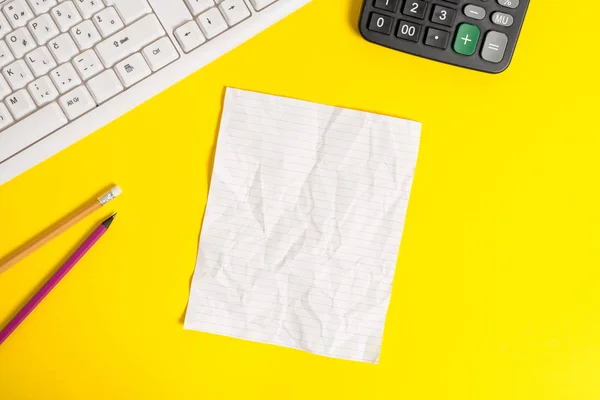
[0,214,117,346]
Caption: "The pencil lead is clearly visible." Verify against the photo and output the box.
[102,214,117,229]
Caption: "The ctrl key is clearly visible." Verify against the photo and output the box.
[368,13,394,35]
[143,37,179,71]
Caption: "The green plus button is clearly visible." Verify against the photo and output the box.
[453,23,480,56]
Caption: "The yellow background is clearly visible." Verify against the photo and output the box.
[1,1,599,399]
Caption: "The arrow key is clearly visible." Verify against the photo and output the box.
[218,0,250,27]
[174,20,205,53]
[197,7,228,39]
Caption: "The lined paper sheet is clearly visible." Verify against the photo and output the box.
[184,88,422,363]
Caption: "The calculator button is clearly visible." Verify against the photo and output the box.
[396,20,421,42]
[431,5,455,26]
[374,0,399,13]
[497,0,519,9]
[491,12,514,27]
[402,0,427,20]
[481,31,508,63]
[453,23,480,55]
[424,28,449,49]
[368,13,393,35]
[463,5,486,20]
[443,0,459,3]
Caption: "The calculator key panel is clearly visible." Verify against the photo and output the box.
[359,0,530,73]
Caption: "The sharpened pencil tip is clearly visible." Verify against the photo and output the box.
[102,214,117,229]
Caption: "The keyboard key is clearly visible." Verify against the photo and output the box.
[51,1,82,32]
[367,13,393,35]
[114,52,150,87]
[142,37,178,71]
[95,14,164,66]
[218,0,250,26]
[27,75,58,105]
[373,0,398,12]
[6,27,36,58]
[0,74,11,98]
[86,68,122,103]
[0,12,12,38]
[50,62,81,93]
[431,5,455,26]
[58,84,95,119]
[184,0,214,16]
[25,46,56,76]
[0,40,15,68]
[491,12,514,27]
[104,0,151,24]
[4,0,35,28]
[3,59,34,90]
[71,19,100,49]
[5,88,36,119]
[197,8,228,39]
[0,102,14,130]
[29,13,60,44]
[424,27,449,49]
[497,0,518,9]
[92,7,124,37]
[73,0,104,19]
[0,102,67,161]
[248,0,277,11]
[48,32,78,62]
[396,20,421,42]
[402,0,427,20]
[453,23,480,55]
[72,48,102,79]
[174,20,205,52]
[481,31,508,63]
[26,0,57,15]
[463,5,485,20]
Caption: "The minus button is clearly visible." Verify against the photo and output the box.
[463,5,486,20]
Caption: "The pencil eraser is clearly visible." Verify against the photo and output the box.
[98,185,122,205]
[110,185,122,198]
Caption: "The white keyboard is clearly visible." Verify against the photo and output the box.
[0,0,310,185]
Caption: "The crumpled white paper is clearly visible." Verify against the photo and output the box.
[184,88,422,363]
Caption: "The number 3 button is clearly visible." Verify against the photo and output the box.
[431,5,456,27]
[402,0,427,19]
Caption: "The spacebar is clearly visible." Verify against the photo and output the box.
[0,103,68,163]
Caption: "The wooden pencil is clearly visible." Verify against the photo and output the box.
[0,186,122,275]
[0,214,117,345]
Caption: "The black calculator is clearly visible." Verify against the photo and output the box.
[359,0,529,73]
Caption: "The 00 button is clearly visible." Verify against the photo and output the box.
[396,20,422,42]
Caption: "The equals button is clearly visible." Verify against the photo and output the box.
[481,31,508,63]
